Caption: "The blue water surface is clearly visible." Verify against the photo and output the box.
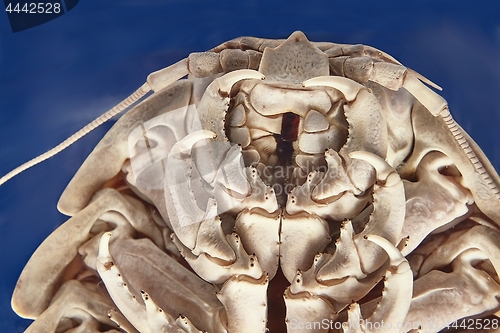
[0,1,499,331]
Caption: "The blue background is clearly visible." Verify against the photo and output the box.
[1,0,499,331]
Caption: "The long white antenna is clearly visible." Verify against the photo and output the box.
[0,82,151,186]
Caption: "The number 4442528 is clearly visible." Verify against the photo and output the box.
[5,2,61,14]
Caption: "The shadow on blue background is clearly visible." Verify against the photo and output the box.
[0,1,499,331]
[4,0,79,32]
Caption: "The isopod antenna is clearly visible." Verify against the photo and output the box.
[0,58,190,186]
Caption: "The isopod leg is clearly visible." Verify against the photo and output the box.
[97,232,226,333]
[12,188,162,318]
